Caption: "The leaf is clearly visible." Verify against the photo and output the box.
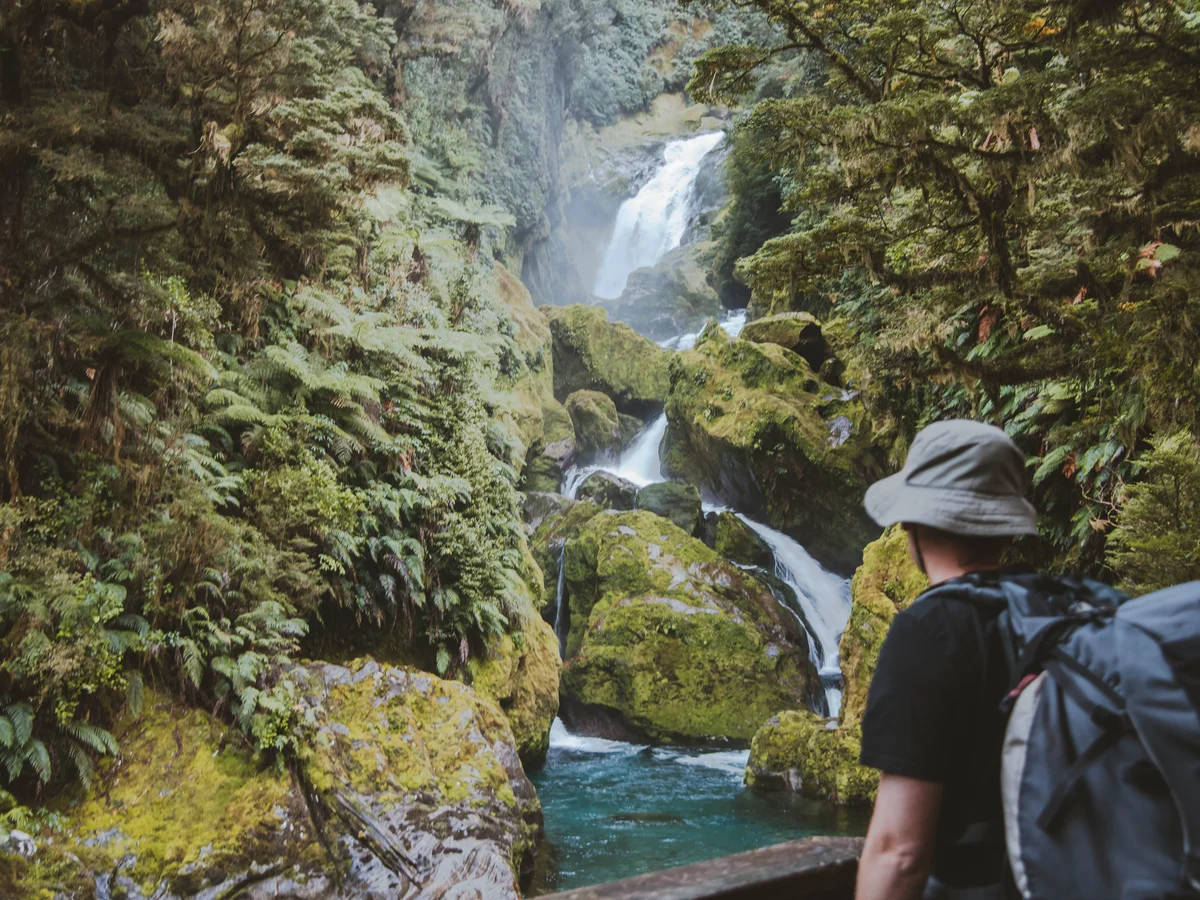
[1024,324,1056,341]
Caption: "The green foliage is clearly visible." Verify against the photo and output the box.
[1107,432,1200,595]
[694,0,1200,569]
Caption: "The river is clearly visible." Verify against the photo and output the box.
[530,131,864,894]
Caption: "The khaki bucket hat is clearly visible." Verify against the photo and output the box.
[864,419,1038,536]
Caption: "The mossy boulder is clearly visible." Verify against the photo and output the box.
[520,397,576,493]
[559,510,820,744]
[709,510,774,569]
[468,618,563,767]
[604,242,723,342]
[635,481,702,535]
[745,711,877,805]
[740,312,832,374]
[27,663,543,898]
[542,304,670,417]
[565,389,639,454]
[839,524,927,727]
[525,497,604,623]
[663,321,881,572]
[576,471,638,510]
[743,527,927,805]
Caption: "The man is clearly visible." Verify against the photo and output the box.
[854,420,1040,900]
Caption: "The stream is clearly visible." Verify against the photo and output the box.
[530,131,863,894]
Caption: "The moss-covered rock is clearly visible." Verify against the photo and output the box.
[468,618,562,767]
[635,481,701,534]
[710,510,774,569]
[26,662,544,898]
[604,242,723,342]
[525,497,604,622]
[663,321,881,572]
[542,304,670,416]
[559,511,819,744]
[743,526,927,805]
[565,389,639,454]
[745,711,877,805]
[577,471,638,510]
[740,312,832,374]
[839,524,927,727]
[520,397,576,493]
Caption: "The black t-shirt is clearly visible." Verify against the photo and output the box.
[859,582,1011,887]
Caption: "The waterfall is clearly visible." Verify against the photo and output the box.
[593,132,725,300]
[553,544,568,656]
[562,414,668,498]
[735,516,852,718]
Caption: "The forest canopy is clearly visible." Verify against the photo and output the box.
[689,0,1200,570]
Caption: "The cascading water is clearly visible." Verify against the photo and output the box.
[532,132,865,896]
[553,545,568,656]
[592,132,725,300]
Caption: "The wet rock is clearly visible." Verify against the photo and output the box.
[542,304,670,417]
[526,498,605,624]
[565,390,640,455]
[559,511,819,744]
[663,321,881,572]
[710,510,774,569]
[576,471,638,510]
[21,665,543,899]
[739,312,832,373]
[521,398,576,493]
[636,481,702,535]
[604,242,723,342]
[523,491,574,531]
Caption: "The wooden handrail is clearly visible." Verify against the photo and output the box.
[537,836,863,900]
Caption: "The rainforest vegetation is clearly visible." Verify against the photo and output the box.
[0,0,1198,886]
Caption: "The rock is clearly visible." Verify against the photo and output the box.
[740,312,832,373]
[492,262,557,475]
[468,619,563,767]
[542,304,670,417]
[526,498,604,624]
[21,665,542,899]
[576,471,638,511]
[635,481,701,534]
[743,526,927,805]
[711,510,774,569]
[565,389,639,454]
[520,397,576,493]
[663,321,881,572]
[559,510,820,744]
[745,711,877,805]
[839,524,927,727]
[604,242,723,342]
[523,491,574,531]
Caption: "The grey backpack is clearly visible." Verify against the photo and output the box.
[983,576,1200,899]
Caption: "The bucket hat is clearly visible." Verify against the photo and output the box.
[864,419,1038,536]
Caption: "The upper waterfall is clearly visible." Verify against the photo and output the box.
[592,131,725,300]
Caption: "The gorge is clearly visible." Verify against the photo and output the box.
[2,1,1198,897]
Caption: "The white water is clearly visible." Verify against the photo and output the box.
[563,413,668,499]
[660,309,747,351]
[549,718,636,754]
[593,132,725,300]
[553,545,568,655]
[549,718,751,779]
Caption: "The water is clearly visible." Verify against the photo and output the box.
[553,545,568,656]
[593,132,725,300]
[660,309,747,351]
[527,720,869,895]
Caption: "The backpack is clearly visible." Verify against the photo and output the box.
[926,573,1200,899]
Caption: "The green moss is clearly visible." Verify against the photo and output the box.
[565,389,624,454]
[529,498,604,612]
[839,525,927,727]
[543,305,670,415]
[559,511,818,743]
[577,472,638,511]
[467,619,562,766]
[542,397,575,445]
[663,322,880,571]
[739,312,831,372]
[712,511,773,568]
[746,710,877,805]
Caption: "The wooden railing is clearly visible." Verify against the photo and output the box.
[539,836,863,900]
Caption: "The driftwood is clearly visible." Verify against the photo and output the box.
[540,836,863,900]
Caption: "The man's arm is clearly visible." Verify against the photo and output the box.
[854,773,943,900]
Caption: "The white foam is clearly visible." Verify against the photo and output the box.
[549,718,640,754]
